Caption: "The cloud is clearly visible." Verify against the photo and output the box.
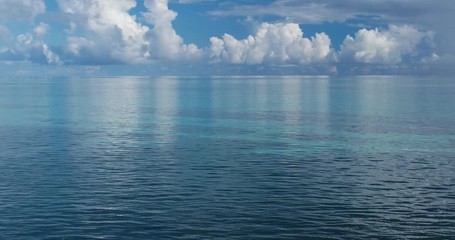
[0,0,46,21]
[208,0,454,26]
[57,0,150,64]
[16,32,61,64]
[33,22,49,37]
[143,0,202,60]
[209,22,333,64]
[0,29,61,64]
[209,1,349,24]
[0,0,449,74]
[55,0,201,64]
[208,0,455,60]
[339,25,436,64]
[170,0,218,4]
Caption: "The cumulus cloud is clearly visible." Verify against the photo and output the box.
[56,0,201,64]
[209,0,455,60]
[0,30,61,64]
[143,0,202,60]
[0,0,448,73]
[0,0,46,21]
[339,25,436,64]
[209,22,333,64]
[17,32,61,64]
[57,0,150,64]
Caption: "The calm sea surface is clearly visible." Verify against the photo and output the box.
[0,76,454,239]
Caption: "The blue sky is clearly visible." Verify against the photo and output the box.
[0,0,454,75]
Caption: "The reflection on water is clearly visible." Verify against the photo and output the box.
[0,76,454,239]
[153,77,179,148]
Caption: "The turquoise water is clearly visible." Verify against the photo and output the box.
[0,76,454,239]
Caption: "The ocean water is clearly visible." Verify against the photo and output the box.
[0,76,454,239]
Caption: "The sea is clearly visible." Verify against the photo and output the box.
[0,75,454,239]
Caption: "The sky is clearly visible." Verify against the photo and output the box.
[0,0,454,75]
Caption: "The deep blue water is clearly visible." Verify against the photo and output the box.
[0,76,454,239]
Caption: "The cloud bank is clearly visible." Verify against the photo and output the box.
[340,25,436,64]
[209,23,333,64]
[209,0,454,62]
[0,0,449,74]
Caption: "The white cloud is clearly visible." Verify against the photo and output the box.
[209,22,333,64]
[0,0,448,73]
[0,0,46,21]
[209,0,455,60]
[66,36,94,56]
[42,44,61,65]
[57,0,151,64]
[14,31,61,65]
[56,0,201,64]
[339,25,435,64]
[143,0,202,60]
[33,22,49,37]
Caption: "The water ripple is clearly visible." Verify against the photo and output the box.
[1,76,454,239]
